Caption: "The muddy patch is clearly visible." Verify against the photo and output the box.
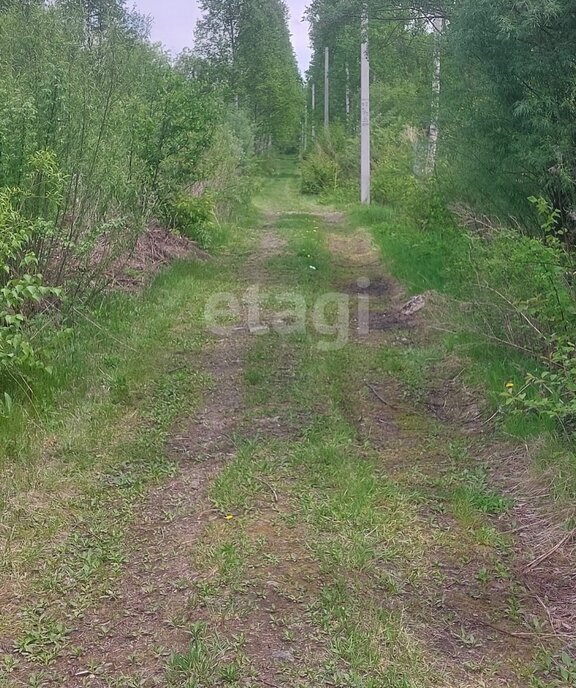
[341,275,394,298]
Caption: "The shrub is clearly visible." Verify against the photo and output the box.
[504,336,576,427]
[371,127,420,209]
[0,188,61,379]
[160,193,219,249]
[494,199,576,429]
[197,108,257,224]
[301,148,340,195]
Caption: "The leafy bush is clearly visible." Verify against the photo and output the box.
[371,129,420,209]
[0,2,262,391]
[195,108,257,224]
[0,2,223,302]
[301,148,340,195]
[160,193,219,249]
[301,126,359,196]
[490,200,576,428]
[505,337,576,427]
[0,188,61,379]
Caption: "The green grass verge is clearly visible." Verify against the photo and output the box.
[0,231,252,664]
[348,201,564,439]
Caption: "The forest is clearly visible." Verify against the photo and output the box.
[0,0,301,405]
[304,0,576,429]
[1,0,576,686]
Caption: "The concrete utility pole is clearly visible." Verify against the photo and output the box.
[345,62,351,123]
[303,99,308,150]
[311,82,316,140]
[324,46,330,128]
[360,12,371,204]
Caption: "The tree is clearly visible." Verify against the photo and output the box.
[194,0,303,150]
[194,0,243,97]
[444,0,576,235]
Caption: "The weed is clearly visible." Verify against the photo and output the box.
[453,626,482,649]
[166,623,239,687]
[14,609,69,665]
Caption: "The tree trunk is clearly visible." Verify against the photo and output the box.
[425,17,444,176]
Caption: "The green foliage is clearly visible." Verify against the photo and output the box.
[195,107,257,224]
[306,0,576,435]
[301,127,358,195]
[301,148,340,195]
[505,338,576,426]
[444,0,576,233]
[363,174,576,433]
[194,0,303,151]
[305,4,433,138]
[0,0,224,299]
[496,199,576,428]
[161,193,219,249]
[0,0,256,385]
[371,126,421,208]
[0,186,61,378]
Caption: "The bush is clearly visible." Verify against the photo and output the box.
[301,148,340,195]
[0,187,61,380]
[196,108,257,224]
[160,193,220,249]
[492,200,576,428]
[371,127,421,208]
[301,126,358,196]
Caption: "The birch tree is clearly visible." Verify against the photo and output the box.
[424,15,444,175]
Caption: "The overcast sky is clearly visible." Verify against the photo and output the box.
[131,0,311,73]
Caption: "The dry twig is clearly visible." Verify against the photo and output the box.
[525,528,576,570]
[366,383,397,410]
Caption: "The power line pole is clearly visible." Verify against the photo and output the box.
[311,82,316,140]
[324,46,330,128]
[360,12,371,204]
[345,62,351,123]
[303,98,308,150]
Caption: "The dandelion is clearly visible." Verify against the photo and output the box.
[505,381,514,392]
[225,514,234,521]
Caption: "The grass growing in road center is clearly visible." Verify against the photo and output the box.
[188,190,554,687]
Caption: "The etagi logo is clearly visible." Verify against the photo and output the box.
[204,278,372,351]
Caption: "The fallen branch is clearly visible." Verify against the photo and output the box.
[525,528,576,570]
[256,476,279,503]
[366,383,397,410]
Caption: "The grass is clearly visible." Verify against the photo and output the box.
[166,622,244,687]
[0,228,253,674]
[345,191,576,514]
[173,185,561,687]
[1,159,572,687]
[349,204,467,295]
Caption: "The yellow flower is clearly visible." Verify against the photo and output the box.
[505,382,514,391]
[225,514,234,521]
